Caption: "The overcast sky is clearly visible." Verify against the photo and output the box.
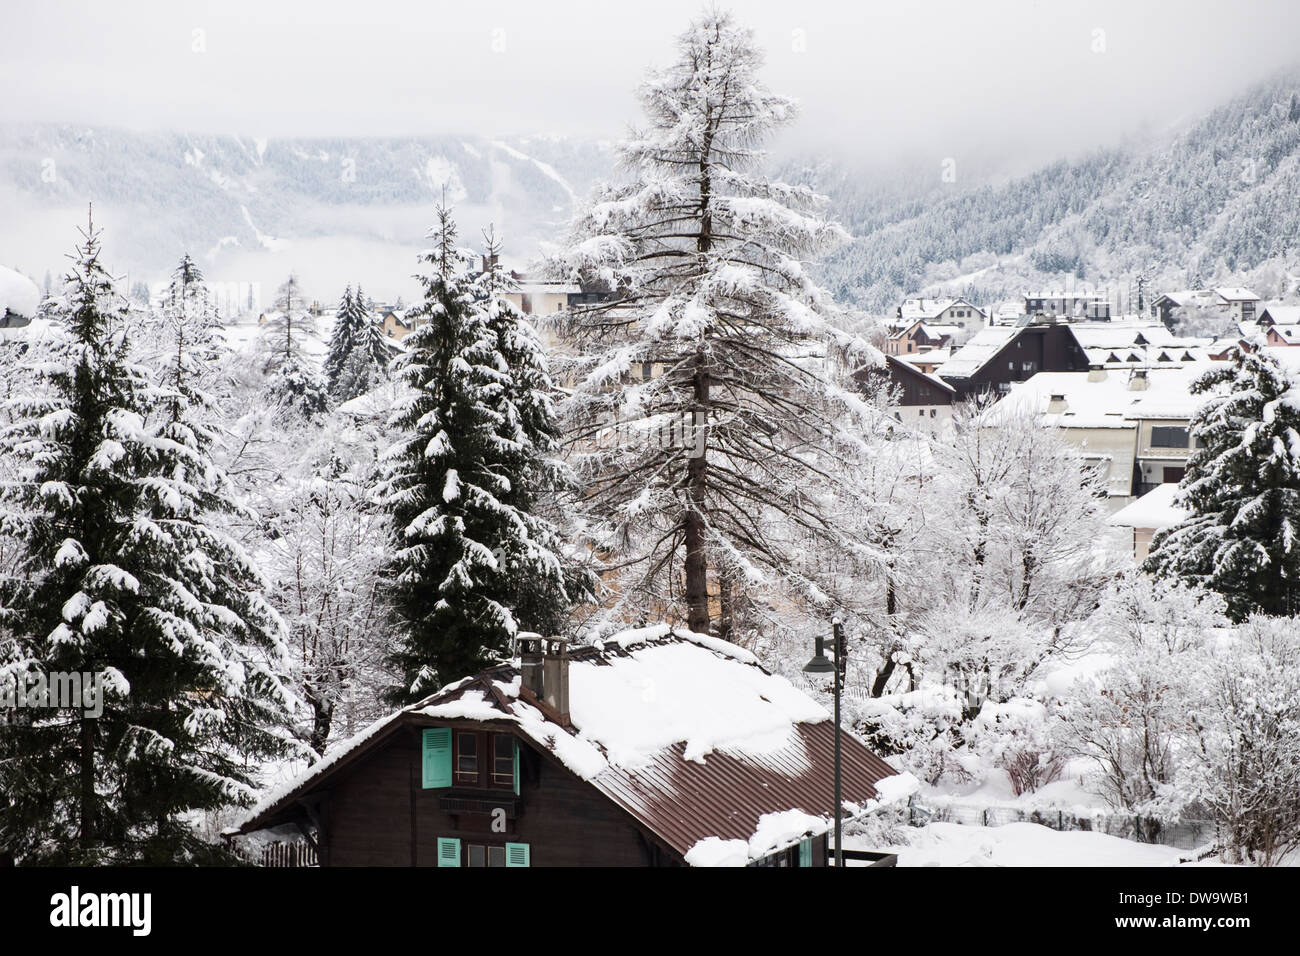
[3,0,1300,169]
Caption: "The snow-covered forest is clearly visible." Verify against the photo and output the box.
[1,6,1298,872]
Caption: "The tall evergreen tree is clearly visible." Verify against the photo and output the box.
[556,10,866,635]
[325,284,388,402]
[262,273,327,415]
[1145,349,1300,620]
[378,207,571,702]
[0,215,299,863]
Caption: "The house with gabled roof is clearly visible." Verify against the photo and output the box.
[937,318,1090,401]
[896,297,985,331]
[231,627,912,867]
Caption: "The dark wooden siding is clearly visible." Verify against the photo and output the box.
[948,325,1089,401]
[318,727,669,867]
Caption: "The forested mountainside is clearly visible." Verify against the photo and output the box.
[791,69,1300,312]
[0,126,610,288]
[4,68,1299,310]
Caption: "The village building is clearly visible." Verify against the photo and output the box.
[896,296,986,332]
[231,628,910,867]
[989,363,1221,510]
[883,318,963,356]
[1022,292,1111,321]
[857,354,955,436]
[1258,305,1300,346]
[1211,287,1261,324]
[1107,483,1187,562]
[937,318,1091,401]
[1149,287,1261,330]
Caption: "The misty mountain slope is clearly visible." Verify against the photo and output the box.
[0,126,611,294]
[811,70,1300,312]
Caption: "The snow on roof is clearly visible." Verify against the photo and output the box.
[937,325,1019,379]
[234,625,908,864]
[336,379,415,419]
[899,297,982,321]
[1068,324,1174,349]
[1107,483,1187,529]
[517,280,580,294]
[987,371,1137,429]
[1213,287,1259,302]
[1123,364,1225,419]
[0,265,41,319]
[898,348,950,367]
[1154,289,1208,306]
[988,364,1223,428]
[1261,305,1300,326]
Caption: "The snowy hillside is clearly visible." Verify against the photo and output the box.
[791,70,1300,312]
[0,126,611,301]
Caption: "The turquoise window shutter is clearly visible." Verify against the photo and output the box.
[512,739,520,796]
[437,837,461,867]
[422,728,452,789]
[798,838,811,867]
[505,842,530,868]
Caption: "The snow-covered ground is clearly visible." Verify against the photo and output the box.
[853,822,1209,867]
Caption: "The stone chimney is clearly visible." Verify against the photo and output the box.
[514,633,570,726]
[541,638,570,725]
[516,633,544,699]
[1128,369,1150,391]
[1087,366,1108,382]
[1047,393,1068,414]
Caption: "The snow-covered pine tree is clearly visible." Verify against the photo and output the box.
[0,215,299,863]
[555,9,867,635]
[378,207,571,702]
[325,284,389,402]
[149,253,226,421]
[1144,349,1300,620]
[262,273,328,415]
[473,229,581,640]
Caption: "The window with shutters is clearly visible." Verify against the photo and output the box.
[492,733,515,786]
[421,728,452,789]
[455,731,479,785]
[452,841,530,867]
[451,730,517,790]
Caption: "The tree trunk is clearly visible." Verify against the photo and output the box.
[308,691,334,757]
[684,348,710,634]
[79,714,95,853]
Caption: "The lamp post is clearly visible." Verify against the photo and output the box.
[804,617,844,867]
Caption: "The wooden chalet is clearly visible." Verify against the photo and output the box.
[938,319,1090,401]
[232,628,908,868]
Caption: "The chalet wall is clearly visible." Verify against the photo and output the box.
[319,728,666,867]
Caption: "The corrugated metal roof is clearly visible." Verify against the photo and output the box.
[588,721,896,857]
[235,630,902,861]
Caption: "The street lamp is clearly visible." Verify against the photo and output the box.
[804,618,844,868]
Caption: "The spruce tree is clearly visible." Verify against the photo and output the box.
[262,273,327,415]
[1145,349,1300,620]
[379,207,571,702]
[0,215,298,863]
[325,284,389,402]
